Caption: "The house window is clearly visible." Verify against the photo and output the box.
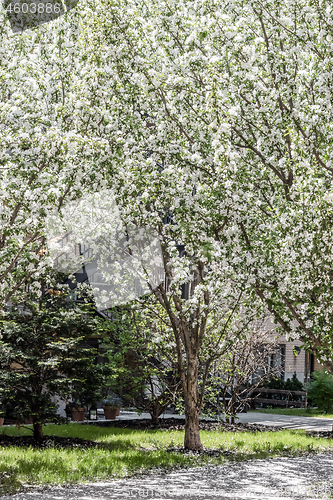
[268,344,285,379]
[251,344,286,384]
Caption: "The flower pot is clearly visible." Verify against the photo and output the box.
[116,405,121,416]
[71,408,85,421]
[103,406,117,420]
[0,418,4,426]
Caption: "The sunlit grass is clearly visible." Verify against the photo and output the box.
[0,423,332,495]
[250,408,333,418]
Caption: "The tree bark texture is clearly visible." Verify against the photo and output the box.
[33,422,43,440]
[183,357,203,450]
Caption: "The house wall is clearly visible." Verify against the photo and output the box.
[313,357,323,372]
[265,317,323,383]
[284,339,306,382]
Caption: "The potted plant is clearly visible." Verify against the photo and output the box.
[68,401,86,422]
[103,397,120,420]
[114,396,122,416]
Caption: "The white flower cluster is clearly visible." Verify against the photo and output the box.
[1,0,333,371]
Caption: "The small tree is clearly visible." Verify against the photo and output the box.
[0,288,108,440]
[105,303,181,424]
[203,326,282,423]
[306,371,333,414]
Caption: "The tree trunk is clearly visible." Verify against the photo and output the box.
[33,422,43,440]
[183,358,203,451]
[184,407,202,450]
[150,400,163,426]
[151,413,160,425]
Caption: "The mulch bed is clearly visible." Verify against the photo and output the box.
[166,446,237,457]
[0,434,98,450]
[307,430,333,439]
[87,417,284,433]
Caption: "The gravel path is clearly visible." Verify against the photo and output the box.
[2,452,333,500]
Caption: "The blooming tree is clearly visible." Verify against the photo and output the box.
[54,0,333,449]
[89,0,333,373]
[0,9,119,307]
[50,181,256,450]
[4,0,333,450]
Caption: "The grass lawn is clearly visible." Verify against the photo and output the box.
[0,423,332,494]
[250,408,333,418]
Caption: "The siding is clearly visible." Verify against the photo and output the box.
[265,318,323,382]
[284,339,306,382]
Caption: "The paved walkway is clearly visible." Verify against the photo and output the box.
[2,453,333,499]
[114,410,333,432]
[237,412,333,432]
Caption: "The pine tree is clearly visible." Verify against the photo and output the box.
[0,288,108,440]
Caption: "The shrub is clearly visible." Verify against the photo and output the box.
[306,371,333,414]
[263,372,303,391]
[285,372,304,391]
[263,376,286,390]
[104,304,180,424]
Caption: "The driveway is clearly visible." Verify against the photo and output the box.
[2,452,332,499]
